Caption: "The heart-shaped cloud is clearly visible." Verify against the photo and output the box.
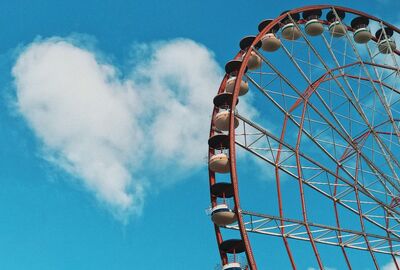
[12,37,222,221]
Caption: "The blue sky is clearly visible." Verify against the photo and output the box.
[1,0,400,269]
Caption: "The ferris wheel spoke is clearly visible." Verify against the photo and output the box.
[365,42,400,146]
[377,22,400,67]
[282,17,372,137]
[224,211,400,256]
[209,6,400,269]
[332,20,400,187]
[245,63,400,200]
[335,147,398,234]
[241,73,400,204]
[325,23,400,190]
[282,52,399,194]
[350,152,380,268]
[252,49,354,151]
[254,47,366,159]
[318,37,382,130]
[234,111,400,268]
[235,113,400,235]
[286,15,400,184]
[291,101,325,268]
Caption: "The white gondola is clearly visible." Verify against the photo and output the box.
[222,262,241,270]
[329,21,347,37]
[280,11,301,41]
[354,28,371,43]
[225,76,249,96]
[281,23,302,40]
[211,204,237,226]
[258,19,281,52]
[239,36,263,68]
[376,28,397,54]
[303,9,324,36]
[261,33,281,52]
[209,153,230,173]
[378,39,396,54]
[242,51,262,70]
[351,17,371,44]
[214,110,239,131]
[305,19,324,36]
[326,10,347,37]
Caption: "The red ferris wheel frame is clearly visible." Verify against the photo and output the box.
[208,5,400,270]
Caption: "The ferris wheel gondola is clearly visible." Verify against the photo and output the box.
[208,5,400,270]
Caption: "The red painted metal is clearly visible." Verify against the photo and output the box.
[275,112,297,269]
[386,210,400,270]
[208,5,400,269]
[333,165,353,269]
[334,120,400,269]
[294,100,324,269]
[228,51,258,270]
[209,73,230,265]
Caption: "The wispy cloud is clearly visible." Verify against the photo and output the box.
[132,39,222,173]
[12,37,222,221]
[382,259,400,270]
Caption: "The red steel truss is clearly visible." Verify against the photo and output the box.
[209,5,400,270]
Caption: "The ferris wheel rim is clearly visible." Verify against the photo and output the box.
[209,5,400,270]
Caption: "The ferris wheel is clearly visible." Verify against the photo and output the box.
[207,5,400,270]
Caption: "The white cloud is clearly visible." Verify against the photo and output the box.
[132,39,222,172]
[382,259,400,270]
[12,37,223,220]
